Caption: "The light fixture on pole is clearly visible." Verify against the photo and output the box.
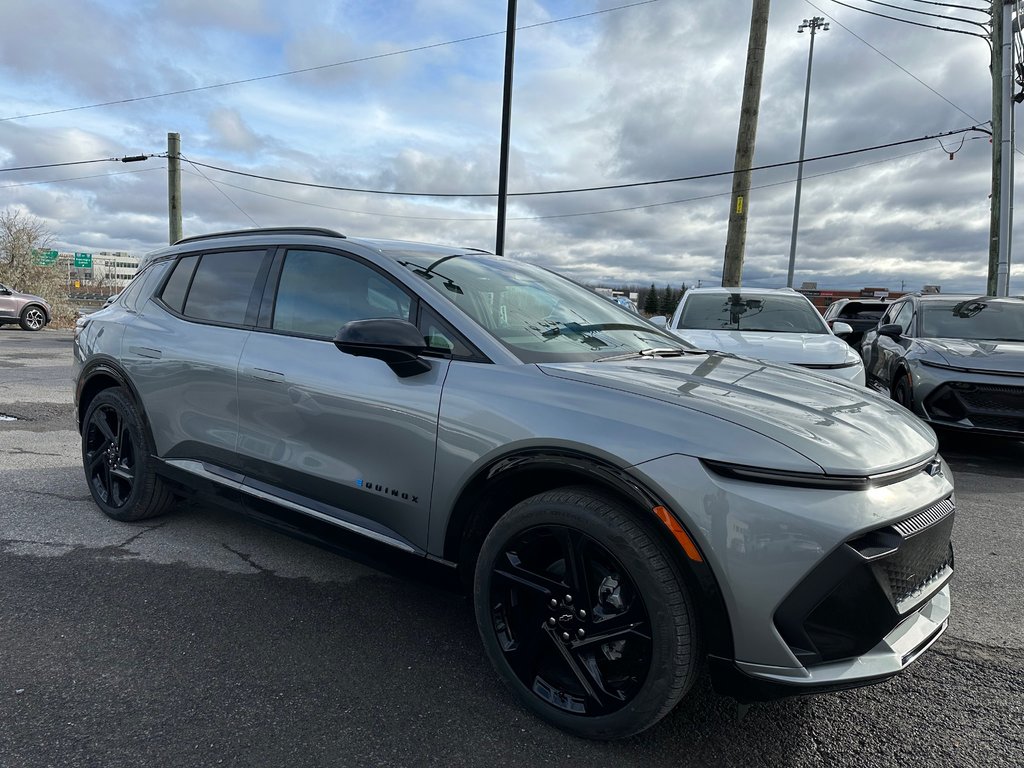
[786,16,828,289]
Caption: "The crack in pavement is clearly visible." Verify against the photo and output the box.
[0,448,61,457]
[7,487,93,503]
[118,520,171,548]
[221,543,271,574]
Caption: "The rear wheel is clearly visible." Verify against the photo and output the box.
[81,387,175,522]
[19,305,46,331]
[473,487,699,740]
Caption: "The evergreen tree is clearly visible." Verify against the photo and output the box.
[659,283,675,315]
[643,284,658,314]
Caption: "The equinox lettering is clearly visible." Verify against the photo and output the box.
[360,480,418,504]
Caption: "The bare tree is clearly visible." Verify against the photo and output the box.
[0,208,75,326]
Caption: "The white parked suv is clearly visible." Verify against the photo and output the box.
[657,287,866,385]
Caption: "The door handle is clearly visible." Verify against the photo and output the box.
[128,346,162,359]
[251,368,285,383]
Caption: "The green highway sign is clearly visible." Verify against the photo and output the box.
[74,252,93,268]
[32,249,59,266]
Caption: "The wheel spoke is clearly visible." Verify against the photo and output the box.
[91,408,116,443]
[501,616,548,683]
[575,608,651,649]
[492,552,565,598]
[85,448,106,474]
[547,637,624,713]
[552,527,593,608]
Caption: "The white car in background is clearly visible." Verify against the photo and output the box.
[655,286,866,385]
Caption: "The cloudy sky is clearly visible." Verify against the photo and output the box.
[0,0,1010,293]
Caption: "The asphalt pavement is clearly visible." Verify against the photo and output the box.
[1,328,1022,767]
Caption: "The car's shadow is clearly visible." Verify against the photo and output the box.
[937,429,1024,478]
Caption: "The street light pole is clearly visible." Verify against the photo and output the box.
[786,17,828,289]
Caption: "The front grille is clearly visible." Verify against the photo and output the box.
[774,496,955,666]
[925,381,1024,433]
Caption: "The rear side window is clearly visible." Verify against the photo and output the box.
[181,251,264,325]
[160,254,199,313]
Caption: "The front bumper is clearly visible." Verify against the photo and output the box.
[914,364,1024,436]
[630,453,954,700]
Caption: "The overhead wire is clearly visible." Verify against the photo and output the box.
[826,0,990,37]
[170,125,988,199]
[854,0,989,31]
[804,0,987,122]
[0,0,661,123]
[901,0,993,12]
[181,155,259,227]
[178,136,989,223]
[0,166,163,189]
[0,155,158,173]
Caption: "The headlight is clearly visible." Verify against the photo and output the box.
[919,359,971,373]
[702,455,939,490]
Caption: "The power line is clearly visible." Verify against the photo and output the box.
[180,135,986,223]
[174,124,987,199]
[0,1,661,123]
[805,0,986,123]
[0,166,163,189]
[181,156,259,227]
[855,0,989,31]
[0,154,157,173]
[826,0,989,37]
[901,0,990,13]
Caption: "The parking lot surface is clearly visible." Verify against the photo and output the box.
[2,328,1022,767]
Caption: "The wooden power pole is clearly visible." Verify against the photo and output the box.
[168,132,182,245]
[723,0,771,287]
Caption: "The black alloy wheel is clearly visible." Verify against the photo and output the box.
[474,487,699,740]
[81,387,175,522]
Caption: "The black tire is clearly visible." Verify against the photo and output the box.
[893,373,914,412]
[473,487,699,740]
[81,387,175,522]
[19,305,46,331]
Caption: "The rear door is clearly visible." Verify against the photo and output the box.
[121,248,270,468]
[235,247,449,553]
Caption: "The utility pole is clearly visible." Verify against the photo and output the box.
[723,0,771,287]
[996,0,1014,296]
[168,132,182,245]
[786,17,828,288]
[495,0,518,256]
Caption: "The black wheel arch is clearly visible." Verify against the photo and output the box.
[444,448,734,661]
[76,359,155,447]
[22,302,50,323]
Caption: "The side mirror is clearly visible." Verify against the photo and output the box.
[649,315,668,327]
[831,321,853,336]
[878,323,903,339]
[333,318,431,378]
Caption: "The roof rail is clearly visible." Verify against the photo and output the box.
[174,227,346,245]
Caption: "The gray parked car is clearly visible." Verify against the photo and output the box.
[74,228,955,739]
[861,293,1024,437]
[0,282,51,330]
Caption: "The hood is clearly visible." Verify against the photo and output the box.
[539,353,936,476]
[919,338,1024,374]
[673,329,851,365]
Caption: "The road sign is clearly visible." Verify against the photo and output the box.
[74,252,93,268]
[32,249,59,266]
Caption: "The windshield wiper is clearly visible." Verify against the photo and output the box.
[541,322,656,338]
[596,347,700,361]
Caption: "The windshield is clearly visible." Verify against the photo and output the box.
[919,299,1024,341]
[394,253,691,363]
[677,292,827,333]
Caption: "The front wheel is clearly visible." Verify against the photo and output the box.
[893,373,914,412]
[81,387,175,521]
[473,487,699,740]
[19,305,46,331]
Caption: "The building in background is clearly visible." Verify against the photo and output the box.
[60,251,141,293]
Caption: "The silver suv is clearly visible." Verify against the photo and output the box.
[0,282,51,330]
[73,228,955,739]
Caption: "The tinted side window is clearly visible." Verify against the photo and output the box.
[160,254,199,313]
[893,302,914,334]
[182,251,264,325]
[123,261,170,312]
[419,304,475,358]
[117,265,152,311]
[273,249,412,337]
